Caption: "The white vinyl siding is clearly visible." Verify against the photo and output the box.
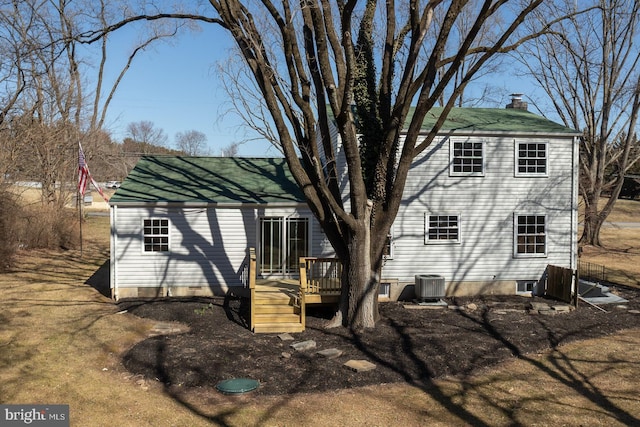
[111,205,327,293]
[382,134,576,285]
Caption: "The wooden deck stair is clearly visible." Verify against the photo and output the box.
[247,249,342,334]
[252,288,304,333]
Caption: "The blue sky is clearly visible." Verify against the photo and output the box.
[102,22,276,156]
[100,20,539,158]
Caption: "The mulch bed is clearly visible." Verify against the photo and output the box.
[119,286,640,397]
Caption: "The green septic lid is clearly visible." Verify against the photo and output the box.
[216,378,260,394]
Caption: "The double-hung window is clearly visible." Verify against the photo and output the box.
[514,214,546,257]
[515,141,548,176]
[260,217,309,274]
[143,218,170,252]
[425,214,460,244]
[450,140,484,176]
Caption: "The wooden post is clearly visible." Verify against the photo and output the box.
[78,191,83,257]
[573,267,579,308]
[249,248,256,332]
[299,257,307,330]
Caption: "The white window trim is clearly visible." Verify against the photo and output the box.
[141,217,170,254]
[513,213,547,258]
[383,226,394,260]
[514,140,549,177]
[424,213,461,245]
[450,139,485,177]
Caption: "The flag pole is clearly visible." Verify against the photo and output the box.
[78,144,83,258]
[79,187,83,257]
[77,142,107,259]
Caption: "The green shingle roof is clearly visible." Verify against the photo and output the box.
[111,108,577,205]
[109,156,304,205]
[416,107,578,134]
[328,106,578,134]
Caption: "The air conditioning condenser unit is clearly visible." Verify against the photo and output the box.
[415,274,446,301]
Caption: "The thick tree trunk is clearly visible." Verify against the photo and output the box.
[326,203,379,330]
[581,214,603,246]
[345,226,378,329]
[581,168,629,247]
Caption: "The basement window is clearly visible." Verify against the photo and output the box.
[379,282,391,299]
[143,218,170,252]
[516,280,537,295]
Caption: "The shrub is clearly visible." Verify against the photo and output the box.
[16,203,78,250]
[0,188,21,271]
[0,187,79,272]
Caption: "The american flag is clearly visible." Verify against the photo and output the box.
[78,144,89,196]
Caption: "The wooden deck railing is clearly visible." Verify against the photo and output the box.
[248,248,257,332]
[300,257,342,294]
[249,250,342,332]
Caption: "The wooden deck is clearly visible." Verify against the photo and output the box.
[247,250,342,333]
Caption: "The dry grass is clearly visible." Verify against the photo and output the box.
[578,197,640,223]
[1,202,640,426]
[579,198,640,287]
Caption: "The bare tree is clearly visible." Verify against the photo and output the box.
[96,1,554,328]
[220,141,241,157]
[175,130,208,155]
[0,0,189,206]
[517,0,640,246]
[126,120,168,153]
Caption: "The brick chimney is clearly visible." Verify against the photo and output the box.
[506,93,528,110]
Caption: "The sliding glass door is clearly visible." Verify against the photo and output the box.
[260,217,309,275]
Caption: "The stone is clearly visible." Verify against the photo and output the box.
[552,305,571,312]
[529,302,550,311]
[281,352,291,359]
[343,359,376,372]
[316,348,343,359]
[149,322,189,335]
[466,303,478,311]
[278,333,294,341]
[290,340,316,351]
[403,304,446,310]
[629,310,640,315]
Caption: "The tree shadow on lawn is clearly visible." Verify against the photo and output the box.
[120,291,640,426]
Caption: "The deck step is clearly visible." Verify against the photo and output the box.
[253,291,296,304]
[255,313,300,323]
[255,304,299,315]
[253,322,304,334]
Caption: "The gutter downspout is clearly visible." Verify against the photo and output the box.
[110,205,118,300]
[571,135,580,271]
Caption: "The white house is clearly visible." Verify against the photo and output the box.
[109,105,580,301]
